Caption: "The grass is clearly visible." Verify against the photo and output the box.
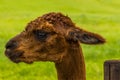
[0,0,120,80]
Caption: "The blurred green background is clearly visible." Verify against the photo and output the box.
[0,0,120,80]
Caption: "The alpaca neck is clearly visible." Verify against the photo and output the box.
[55,42,86,80]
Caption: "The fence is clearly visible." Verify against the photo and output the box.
[104,60,120,80]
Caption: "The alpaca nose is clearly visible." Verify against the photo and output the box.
[5,40,18,49]
[5,49,23,58]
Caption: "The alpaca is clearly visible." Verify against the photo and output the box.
[5,12,105,80]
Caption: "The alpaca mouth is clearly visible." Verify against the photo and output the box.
[10,58,21,63]
[5,49,24,63]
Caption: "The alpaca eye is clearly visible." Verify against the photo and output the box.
[33,30,49,41]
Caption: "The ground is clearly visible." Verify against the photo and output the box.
[0,0,120,80]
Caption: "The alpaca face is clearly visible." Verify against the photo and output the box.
[5,21,67,64]
[5,12,105,64]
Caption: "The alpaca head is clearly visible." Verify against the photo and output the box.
[5,12,105,64]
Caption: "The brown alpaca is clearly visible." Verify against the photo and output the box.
[5,12,105,80]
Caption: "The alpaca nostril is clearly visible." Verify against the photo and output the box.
[5,49,24,58]
[5,40,18,49]
[5,49,11,57]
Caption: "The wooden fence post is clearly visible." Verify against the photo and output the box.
[104,60,120,80]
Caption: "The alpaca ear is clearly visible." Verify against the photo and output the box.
[67,28,105,44]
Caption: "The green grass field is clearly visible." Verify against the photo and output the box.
[0,0,120,80]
